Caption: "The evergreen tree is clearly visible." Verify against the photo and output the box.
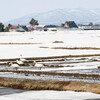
[4,24,12,32]
[0,22,4,32]
[88,22,93,26]
[8,24,12,28]
[29,18,39,27]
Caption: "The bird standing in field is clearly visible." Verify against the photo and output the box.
[16,60,24,66]
[32,61,44,70]
[20,54,26,62]
[9,62,20,71]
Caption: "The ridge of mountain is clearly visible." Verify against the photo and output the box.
[5,8,100,25]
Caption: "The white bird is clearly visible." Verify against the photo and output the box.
[90,57,98,61]
[9,62,20,70]
[20,54,26,62]
[33,73,37,78]
[32,61,44,70]
[16,60,24,65]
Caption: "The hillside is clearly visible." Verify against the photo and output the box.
[5,8,100,25]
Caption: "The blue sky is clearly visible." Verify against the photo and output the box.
[0,0,100,22]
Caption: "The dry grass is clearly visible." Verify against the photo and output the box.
[39,46,49,48]
[47,65,64,68]
[0,77,100,94]
[0,77,70,90]
[52,41,64,43]
[47,65,74,68]
[0,43,42,45]
[66,65,74,67]
[51,47,100,50]
[98,66,100,69]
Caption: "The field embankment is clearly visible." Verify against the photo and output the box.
[0,54,100,61]
[0,77,100,94]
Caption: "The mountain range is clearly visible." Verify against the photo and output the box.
[5,8,100,25]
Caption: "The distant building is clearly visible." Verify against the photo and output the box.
[28,27,35,31]
[78,25,100,30]
[0,28,4,32]
[20,25,28,31]
[63,21,78,28]
[44,25,57,31]
[9,25,27,32]
[34,26,44,31]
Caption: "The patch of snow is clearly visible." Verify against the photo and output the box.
[0,87,100,100]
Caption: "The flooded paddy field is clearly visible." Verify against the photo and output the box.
[0,56,100,83]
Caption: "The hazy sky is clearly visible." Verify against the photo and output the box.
[0,0,100,22]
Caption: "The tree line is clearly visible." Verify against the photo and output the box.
[0,18,39,32]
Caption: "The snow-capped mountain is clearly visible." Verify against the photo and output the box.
[5,8,100,25]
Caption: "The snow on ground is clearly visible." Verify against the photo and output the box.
[1,31,100,99]
[0,30,100,59]
[0,87,100,100]
[1,45,100,59]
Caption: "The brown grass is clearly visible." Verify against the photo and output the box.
[0,77,70,90]
[66,65,74,67]
[51,47,100,50]
[39,46,49,48]
[47,65,64,68]
[1,77,100,94]
[98,66,100,69]
[0,43,42,45]
[53,41,64,43]
[47,65,74,68]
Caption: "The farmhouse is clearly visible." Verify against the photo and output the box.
[28,27,39,31]
[64,21,78,28]
[44,25,57,31]
[20,25,28,31]
[78,25,100,30]
[9,25,27,32]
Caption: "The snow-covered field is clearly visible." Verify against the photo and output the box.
[0,88,100,100]
[1,30,100,99]
[1,30,100,82]
[0,87,100,100]
[0,30,100,59]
